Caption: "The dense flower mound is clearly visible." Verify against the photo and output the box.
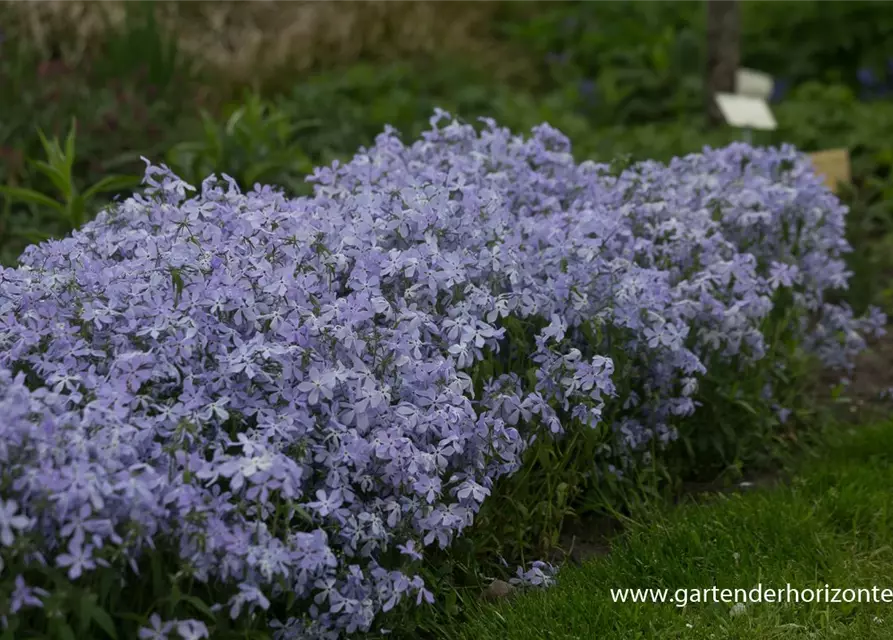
[0,111,884,637]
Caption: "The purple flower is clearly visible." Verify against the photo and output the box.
[175,620,210,640]
[510,560,558,588]
[770,77,789,103]
[55,531,97,580]
[138,614,174,640]
[308,489,343,518]
[297,366,336,405]
[858,67,877,87]
[397,540,423,561]
[0,109,881,637]
[545,51,570,66]
[9,576,48,613]
[0,500,32,547]
[768,261,799,289]
[228,584,271,619]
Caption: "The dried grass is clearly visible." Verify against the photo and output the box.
[3,1,522,88]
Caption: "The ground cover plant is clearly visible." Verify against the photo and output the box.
[0,111,884,638]
[456,418,893,640]
[2,2,893,638]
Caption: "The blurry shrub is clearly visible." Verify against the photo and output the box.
[165,92,317,195]
[0,122,139,263]
[740,1,893,93]
[494,1,705,125]
[0,1,200,264]
[494,1,893,126]
[273,60,524,167]
[0,122,140,232]
[92,0,195,97]
[1,0,514,96]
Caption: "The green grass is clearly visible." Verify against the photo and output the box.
[455,420,893,640]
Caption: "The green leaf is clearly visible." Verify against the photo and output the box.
[168,141,206,155]
[11,227,55,243]
[0,616,18,640]
[445,588,458,615]
[102,150,155,171]
[555,482,569,508]
[0,185,66,214]
[32,160,72,199]
[169,267,184,307]
[79,596,94,635]
[68,194,86,229]
[512,499,529,519]
[86,601,118,639]
[292,505,315,524]
[52,621,78,640]
[199,111,223,155]
[64,118,78,171]
[242,159,307,186]
[290,118,322,134]
[151,551,165,600]
[225,107,247,136]
[83,175,141,201]
[114,613,145,624]
[36,127,60,164]
[735,399,758,416]
[179,594,215,619]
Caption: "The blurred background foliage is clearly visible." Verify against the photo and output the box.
[2,0,893,312]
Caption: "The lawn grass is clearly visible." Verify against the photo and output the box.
[455,420,893,639]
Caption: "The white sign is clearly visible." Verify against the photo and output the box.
[736,68,774,100]
[715,93,778,131]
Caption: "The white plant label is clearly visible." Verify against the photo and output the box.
[714,93,778,131]
[736,68,774,100]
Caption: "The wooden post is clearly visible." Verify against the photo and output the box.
[705,0,741,127]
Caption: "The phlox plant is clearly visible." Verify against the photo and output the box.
[0,110,884,639]
[454,144,885,589]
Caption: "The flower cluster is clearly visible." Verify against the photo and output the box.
[0,110,882,637]
[510,561,558,589]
